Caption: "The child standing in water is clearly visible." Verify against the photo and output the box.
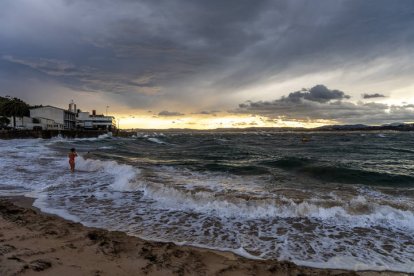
[68,148,78,173]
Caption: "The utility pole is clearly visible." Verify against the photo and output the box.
[106,105,109,116]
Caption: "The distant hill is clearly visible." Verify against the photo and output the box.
[314,123,414,131]
[315,124,368,130]
[381,122,406,127]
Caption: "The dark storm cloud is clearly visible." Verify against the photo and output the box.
[0,0,414,110]
[235,85,414,124]
[1,55,159,94]
[192,110,219,115]
[158,111,185,116]
[282,85,350,103]
[2,55,78,77]
[362,93,386,99]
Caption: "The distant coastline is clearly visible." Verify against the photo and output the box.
[117,123,414,135]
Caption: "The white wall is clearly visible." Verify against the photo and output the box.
[7,116,64,130]
[7,116,32,128]
[30,107,64,124]
[77,112,90,120]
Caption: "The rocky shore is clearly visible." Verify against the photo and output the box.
[0,130,108,139]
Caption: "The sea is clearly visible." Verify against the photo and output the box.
[0,131,413,272]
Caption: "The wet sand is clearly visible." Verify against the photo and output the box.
[0,196,407,276]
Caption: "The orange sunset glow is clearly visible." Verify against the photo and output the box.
[115,113,334,129]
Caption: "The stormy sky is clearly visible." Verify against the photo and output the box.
[1,0,414,126]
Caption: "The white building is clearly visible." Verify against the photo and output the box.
[76,110,116,130]
[30,106,76,129]
[35,117,64,130]
[7,116,34,129]
[7,101,115,131]
[7,116,63,130]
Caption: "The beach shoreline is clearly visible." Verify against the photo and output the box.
[0,196,407,276]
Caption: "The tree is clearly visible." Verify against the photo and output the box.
[0,116,10,128]
[0,96,8,115]
[0,96,30,129]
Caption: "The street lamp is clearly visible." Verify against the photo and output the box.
[106,105,109,116]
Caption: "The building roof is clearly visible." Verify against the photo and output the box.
[91,115,115,118]
[30,105,75,114]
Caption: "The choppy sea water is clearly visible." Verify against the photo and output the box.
[0,131,413,272]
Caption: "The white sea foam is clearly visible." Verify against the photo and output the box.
[33,194,82,222]
[138,181,414,227]
[147,137,167,144]
[293,256,413,273]
[60,156,140,191]
[99,132,112,139]
[45,133,112,144]
[110,166,414,228]
[99,146,113,149]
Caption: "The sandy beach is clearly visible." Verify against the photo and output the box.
[0,196,407,276]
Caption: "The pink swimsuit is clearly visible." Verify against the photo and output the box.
[69,152,77,164]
